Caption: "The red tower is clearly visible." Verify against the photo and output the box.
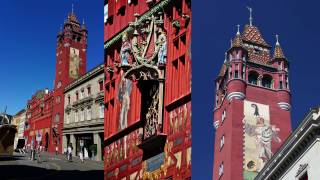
[104,0,191,179]
[50,11,87,152]
[213,14,292,180]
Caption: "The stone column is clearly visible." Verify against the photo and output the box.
[70,134,76,156]
[93,132,102,161]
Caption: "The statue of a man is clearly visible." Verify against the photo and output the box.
[157,28,167,65]
[120,32,131,66]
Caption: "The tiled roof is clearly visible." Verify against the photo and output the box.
[273,43,286,59]
[242,25,269,47]
[232,33,243,48]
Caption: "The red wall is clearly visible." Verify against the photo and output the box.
[104,0,192,179]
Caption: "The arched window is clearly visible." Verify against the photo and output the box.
[262,75,273,88]
[248,71,259,85]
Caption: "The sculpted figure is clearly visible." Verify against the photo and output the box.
[120,32,131,65]
[157,28,167,65]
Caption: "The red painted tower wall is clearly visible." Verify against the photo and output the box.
[213,22,292,180]
[50,12,87,153]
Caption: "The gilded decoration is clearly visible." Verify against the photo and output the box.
[118,11,167,68]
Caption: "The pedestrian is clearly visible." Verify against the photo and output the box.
[55,145,58,155]
[67,145,72,161]
[79,151,84,163]
[37,150,41,163]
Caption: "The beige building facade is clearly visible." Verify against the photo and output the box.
[62,64,104,161]
[12,109,26,149]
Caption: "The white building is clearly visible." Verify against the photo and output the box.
[62,64,104,161]
[255,106,320,180]
[12,109,26,149]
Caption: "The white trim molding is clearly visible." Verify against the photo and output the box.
[227,92,245,101]
[278,102,291,111]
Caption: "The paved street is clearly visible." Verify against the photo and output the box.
[0,151,103,180]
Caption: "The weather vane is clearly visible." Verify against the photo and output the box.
[246,6,253,26]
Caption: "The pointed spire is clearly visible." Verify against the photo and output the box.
[237,24,240,35]
[247,6,253,26]
[273,34,286,59]
[67,3,79,23]
[81,18,87,30]
[231,25,243,48]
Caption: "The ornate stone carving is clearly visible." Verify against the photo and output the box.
[117,12,167,67]
[295,163,308,177]
[144,88,160,139]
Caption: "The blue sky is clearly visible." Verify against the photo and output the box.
[0,0,103,115]
[192,0,320,179]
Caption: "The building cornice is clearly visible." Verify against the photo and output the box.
[64,64,104,93]
[104,0,171,49]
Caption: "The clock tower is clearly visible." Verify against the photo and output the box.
[213,11,292,180]
[50,10,87,152]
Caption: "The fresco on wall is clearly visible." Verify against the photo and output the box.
[169,102,191,135]
[243,100,281,180]
[105,128,142,168]
[69,47,80,79]
[118,78,132,131]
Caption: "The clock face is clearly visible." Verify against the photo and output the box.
[69,47,80,79]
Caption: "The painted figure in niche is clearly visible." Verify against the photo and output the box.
[157,27,167,65]
[118,78,132,130]
[69,47,80,79]
[243,103,281,170]
[120,32,131,66]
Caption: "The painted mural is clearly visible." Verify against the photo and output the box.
[69,47,80,79]
[105,128,142,169]
[169,103,191,136]
[243,100,281,180]
[118,78,132,131]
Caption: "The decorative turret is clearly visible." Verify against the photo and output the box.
[231,25,243,48]
[273,35,286,60]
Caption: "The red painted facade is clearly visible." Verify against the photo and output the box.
[104,0,191,179]
[25,90,53,150]
[213,21,292,180]
[25,11,87,153]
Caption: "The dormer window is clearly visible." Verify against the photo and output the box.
[253,48,262,55]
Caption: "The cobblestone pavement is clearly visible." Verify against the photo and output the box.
[0,151,104,180]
